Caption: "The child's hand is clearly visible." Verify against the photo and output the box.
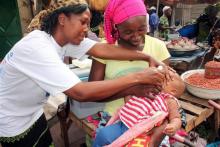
[163,123,178,136]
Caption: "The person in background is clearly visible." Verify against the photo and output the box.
[90,10,103,37]
[213,28,220,61]
[159,6,174,39]
[196,4,220,44]
[175,19,182,31]
[149,6,159,36]
[0,0,168,146]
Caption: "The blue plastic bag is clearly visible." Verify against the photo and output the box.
[178,24,198,39]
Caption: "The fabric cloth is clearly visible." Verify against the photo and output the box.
[127,134,151,147]
[159,15,170,38]
[0,114,53,147]
[119,93,170,128]
[104,0,147,44]
[93,120,164,147]
[65,38,97,59]
[27,0,88,32]
[0,30,96,137]
[160,136,170,147]
[86,111,111,129]
[94,35,170,116]
[93,121,129,147]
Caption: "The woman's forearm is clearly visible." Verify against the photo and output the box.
[64,73,140,102]
[100,84,160,102]
[96,85,141,102]
[87,43,151,61]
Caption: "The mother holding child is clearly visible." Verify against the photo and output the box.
[89,0,185,146]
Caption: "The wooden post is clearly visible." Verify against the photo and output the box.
[57,99,71,147]
[156,0,160,15]
[17,0,33,35]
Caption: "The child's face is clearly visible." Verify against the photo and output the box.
[162,72,185,97]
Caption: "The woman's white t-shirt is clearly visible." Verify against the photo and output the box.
[0,30,96,137]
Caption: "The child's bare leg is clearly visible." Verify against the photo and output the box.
[149,120,168,147]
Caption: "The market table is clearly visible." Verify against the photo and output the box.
[169,47,217,75]
[179,92,216,132]
[57,91,219,147]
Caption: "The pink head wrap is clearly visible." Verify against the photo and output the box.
[104,0,147,44]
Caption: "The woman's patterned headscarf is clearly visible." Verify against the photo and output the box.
[27,0,87,32]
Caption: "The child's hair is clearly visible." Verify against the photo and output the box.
[163,71,185,98]
[41,4,88,35]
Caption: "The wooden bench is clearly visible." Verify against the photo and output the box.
[58,92,219,147]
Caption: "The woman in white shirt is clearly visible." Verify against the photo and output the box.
[0,0,168,147]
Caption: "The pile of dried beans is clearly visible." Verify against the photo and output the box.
[186,73,220,89]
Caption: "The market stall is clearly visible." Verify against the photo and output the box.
[56,2,220,147]
[166,37,212,74]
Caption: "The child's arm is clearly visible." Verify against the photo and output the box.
[164,98,182,136]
